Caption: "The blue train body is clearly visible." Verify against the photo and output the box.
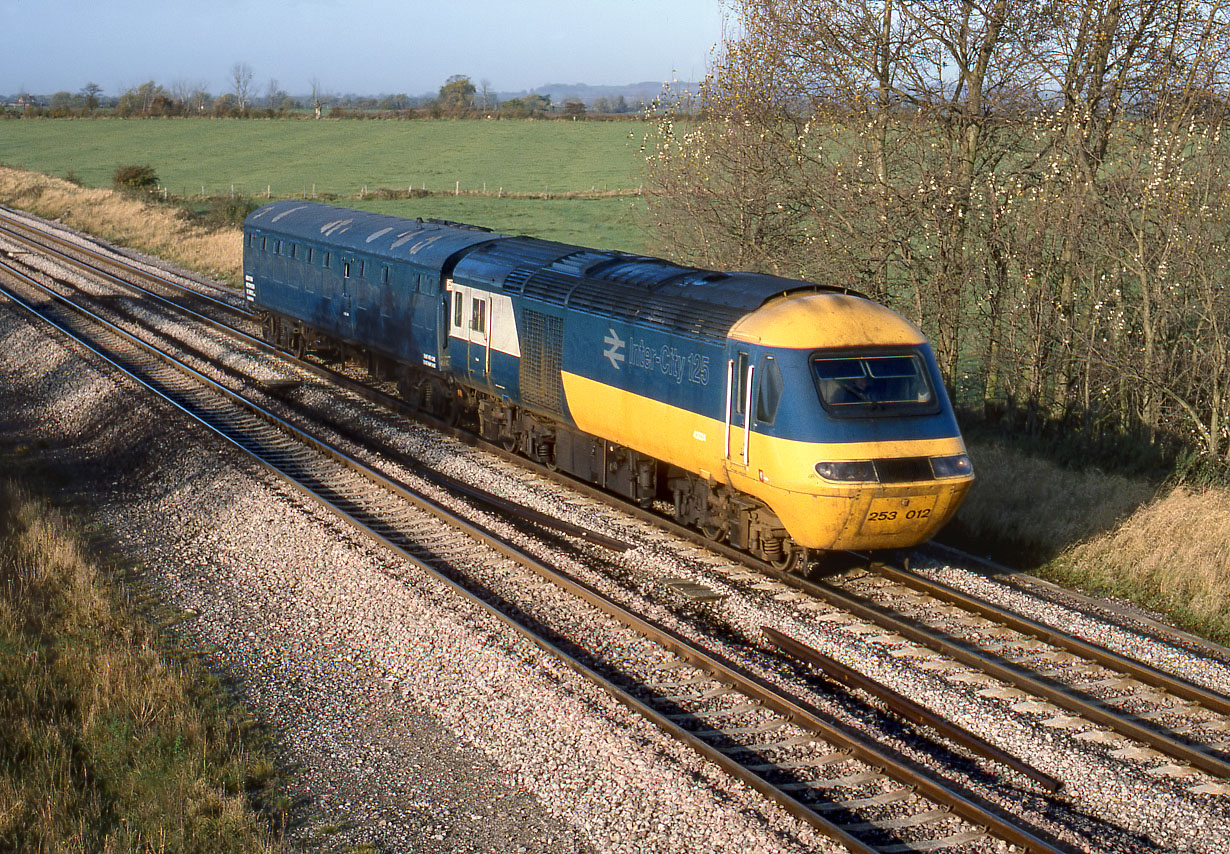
[244,201,973,562]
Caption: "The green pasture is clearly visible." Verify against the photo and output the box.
[350,195,649,253]
[0,118,655,251]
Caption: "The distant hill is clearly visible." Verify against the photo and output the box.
[499,81,698,107]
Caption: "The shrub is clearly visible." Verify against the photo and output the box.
[205,196,260,228]
[112,163,159,190]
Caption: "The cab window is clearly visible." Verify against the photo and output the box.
[812,351,937,417]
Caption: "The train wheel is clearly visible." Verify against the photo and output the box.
[441,398,460,426]
[261,314,277,343]
[768,540,811,573]
[430,385,460,426]
[542,446,559,471]
[699,521,726,543]
[291,331,307,360]
[398,374,423,411]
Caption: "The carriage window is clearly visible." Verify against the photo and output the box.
[812,352,937,416]
[343,261,351,278]
[756,356,783,425]
[382,266,390,285]
[261,236,267,251]
[359,260,366,278]
[324,251,331,269]
[290,243,297,259]
[453,291,464,327]
[307,246,314,264]
[247,233,254,247]
[275,239,282,255]
[470,298,487,333]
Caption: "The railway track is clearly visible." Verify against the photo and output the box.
[0,219,1074,853]
[0,206,248,317]
[809,562,1230,787]
[5,209,1230,849]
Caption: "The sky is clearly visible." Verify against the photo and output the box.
[1,0,731,97]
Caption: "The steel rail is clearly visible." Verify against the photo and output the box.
[0,259,1069,854]
[796,571,1230,781]
[0,219,250,321]
[874,560,1230,717]
[763,626,1063,793]
[923,541,1230,670]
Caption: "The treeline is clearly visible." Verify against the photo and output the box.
[5,73,647,120]
[646,0,1230,472]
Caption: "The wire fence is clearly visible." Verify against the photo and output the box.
[165,182,644,201]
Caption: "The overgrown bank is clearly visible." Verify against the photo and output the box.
[1048,485,1230,646]
[0,477,288,851]
[0,165,241,283]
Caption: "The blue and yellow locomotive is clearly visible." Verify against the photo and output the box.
[244,202,973,567]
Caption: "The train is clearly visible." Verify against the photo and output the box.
[243,201,973,568]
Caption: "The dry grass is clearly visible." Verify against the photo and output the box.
[0,479,286,852]
[1048,485,1230,644]
[951,440,1230,643]
[0,165,241,283]
[950,439,1159,563]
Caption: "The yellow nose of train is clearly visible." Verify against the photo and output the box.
[721,292,973,551]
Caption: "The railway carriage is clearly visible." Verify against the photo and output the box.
[244,201,973,567]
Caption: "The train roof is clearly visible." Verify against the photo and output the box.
[247,201,862,342]
[457,241,858,342]
[245,201,504,271]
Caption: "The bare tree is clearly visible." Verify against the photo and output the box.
[231,62,254,113]
[170,78,209,112]
[310,77,325,119]
[479,78,496,113]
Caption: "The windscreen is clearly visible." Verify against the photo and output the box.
[812,352,936,415]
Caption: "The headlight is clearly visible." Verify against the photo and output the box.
[931,453,973,478]
[814,460,878,482]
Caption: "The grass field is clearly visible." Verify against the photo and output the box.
[351,195,649,251]
[0,118,654,251]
